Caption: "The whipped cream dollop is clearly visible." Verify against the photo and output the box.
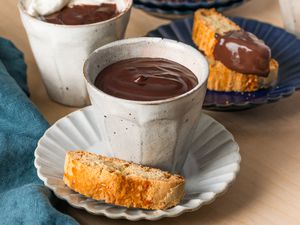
[23,0,125,16]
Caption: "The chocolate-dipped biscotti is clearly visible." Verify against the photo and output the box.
[192,9,278,92]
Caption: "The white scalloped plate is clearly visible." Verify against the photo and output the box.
[34,106,240,221]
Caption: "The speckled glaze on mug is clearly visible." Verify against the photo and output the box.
[84,37,209,173]
[18,0,132,107]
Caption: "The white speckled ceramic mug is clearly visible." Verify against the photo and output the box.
[84,38,209,173]
[279,0,300,38]
[18,0,132,107]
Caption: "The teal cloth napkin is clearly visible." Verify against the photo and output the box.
[0,37,78,225]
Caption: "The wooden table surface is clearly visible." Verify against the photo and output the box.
[2,0,300,224]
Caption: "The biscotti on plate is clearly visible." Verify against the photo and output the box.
[63,151,185,210]
[192,9,279,92]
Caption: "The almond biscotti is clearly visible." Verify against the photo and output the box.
[192,9,278,92]
[208,58,278,91]
[63,151,185,210]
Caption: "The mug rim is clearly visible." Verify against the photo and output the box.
[17,0,133,29]
[83,37,209,105]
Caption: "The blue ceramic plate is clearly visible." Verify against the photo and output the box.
[134,2,193,19]
[147,17,300,111]
[135,0,247,9]
[134,0,246,19]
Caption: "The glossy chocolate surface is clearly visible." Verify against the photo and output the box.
[213,30,271,77]
[94,58,198,101]
[44,4,118,25]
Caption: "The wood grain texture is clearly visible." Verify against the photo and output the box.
[1,0,300,224]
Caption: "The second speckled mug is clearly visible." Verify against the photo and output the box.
[18,0,132,107]
[84,38,209,173]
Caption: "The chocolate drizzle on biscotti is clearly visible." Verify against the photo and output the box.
[213,30,271,77]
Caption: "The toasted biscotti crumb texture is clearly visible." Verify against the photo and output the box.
[63,151,185,210]
[192,9,240,57]
[207,58,279,92]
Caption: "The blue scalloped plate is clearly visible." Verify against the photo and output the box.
[134,2,193,19]
[147,17,300,111]
[135,0,247,9]
[134,0,246,19]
